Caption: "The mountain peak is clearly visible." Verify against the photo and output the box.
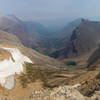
[7,14,21,21]
[72,18,90,24]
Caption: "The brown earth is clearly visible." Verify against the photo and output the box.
[0,48,11,61]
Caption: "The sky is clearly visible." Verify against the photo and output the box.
[0,0,100,27]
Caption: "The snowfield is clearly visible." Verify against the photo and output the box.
[0,47,32,89]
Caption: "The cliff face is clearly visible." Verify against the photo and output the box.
[51,20,100,59]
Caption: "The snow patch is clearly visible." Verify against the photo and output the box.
[72,83,81,88]
[3,75,15,90]
[0,47,32,89]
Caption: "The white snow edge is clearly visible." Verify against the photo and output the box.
[0,47,33,89]
[72,83,81,88]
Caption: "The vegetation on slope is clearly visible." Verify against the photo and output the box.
[19,63,61,88]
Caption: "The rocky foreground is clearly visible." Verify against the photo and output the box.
[28,86,100,100]
[2,85,98,100]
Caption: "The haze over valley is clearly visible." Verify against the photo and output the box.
[0,0,100,100]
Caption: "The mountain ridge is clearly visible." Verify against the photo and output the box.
[50,19,100,59]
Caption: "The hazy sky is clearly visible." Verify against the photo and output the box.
[0,0,100,27]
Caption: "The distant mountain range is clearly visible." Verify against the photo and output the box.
[1,14,100,61]
[1,14,100,100]
[0,14,52,48]
[50,19,100,59]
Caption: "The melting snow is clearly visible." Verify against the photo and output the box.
[72,83,81,88]
[0,47,32,89]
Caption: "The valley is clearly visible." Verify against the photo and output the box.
[0,0,100,99]
[0,14,100,100]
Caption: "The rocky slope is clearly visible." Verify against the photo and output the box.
[0,29,64,68]
[0,14,51,48]
[0,30,66,99]
[0,14,30,45]
[1,85,100,100]
[0,29,100,100]
[50,19,100,59]
[28,85,100,100]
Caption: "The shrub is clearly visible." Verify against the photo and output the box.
[19,63,61,88]
[19,63,49,88]
[19,73,28,88]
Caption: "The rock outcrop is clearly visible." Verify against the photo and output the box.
[29,86,85,100]
[26,85,100,100]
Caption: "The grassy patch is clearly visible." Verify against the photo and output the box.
[19,73,28,88]
[19,63,60,88]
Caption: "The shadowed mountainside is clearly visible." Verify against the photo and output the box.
[0,14,52,49]
[50,19,100,59]
[0,21,100,100]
